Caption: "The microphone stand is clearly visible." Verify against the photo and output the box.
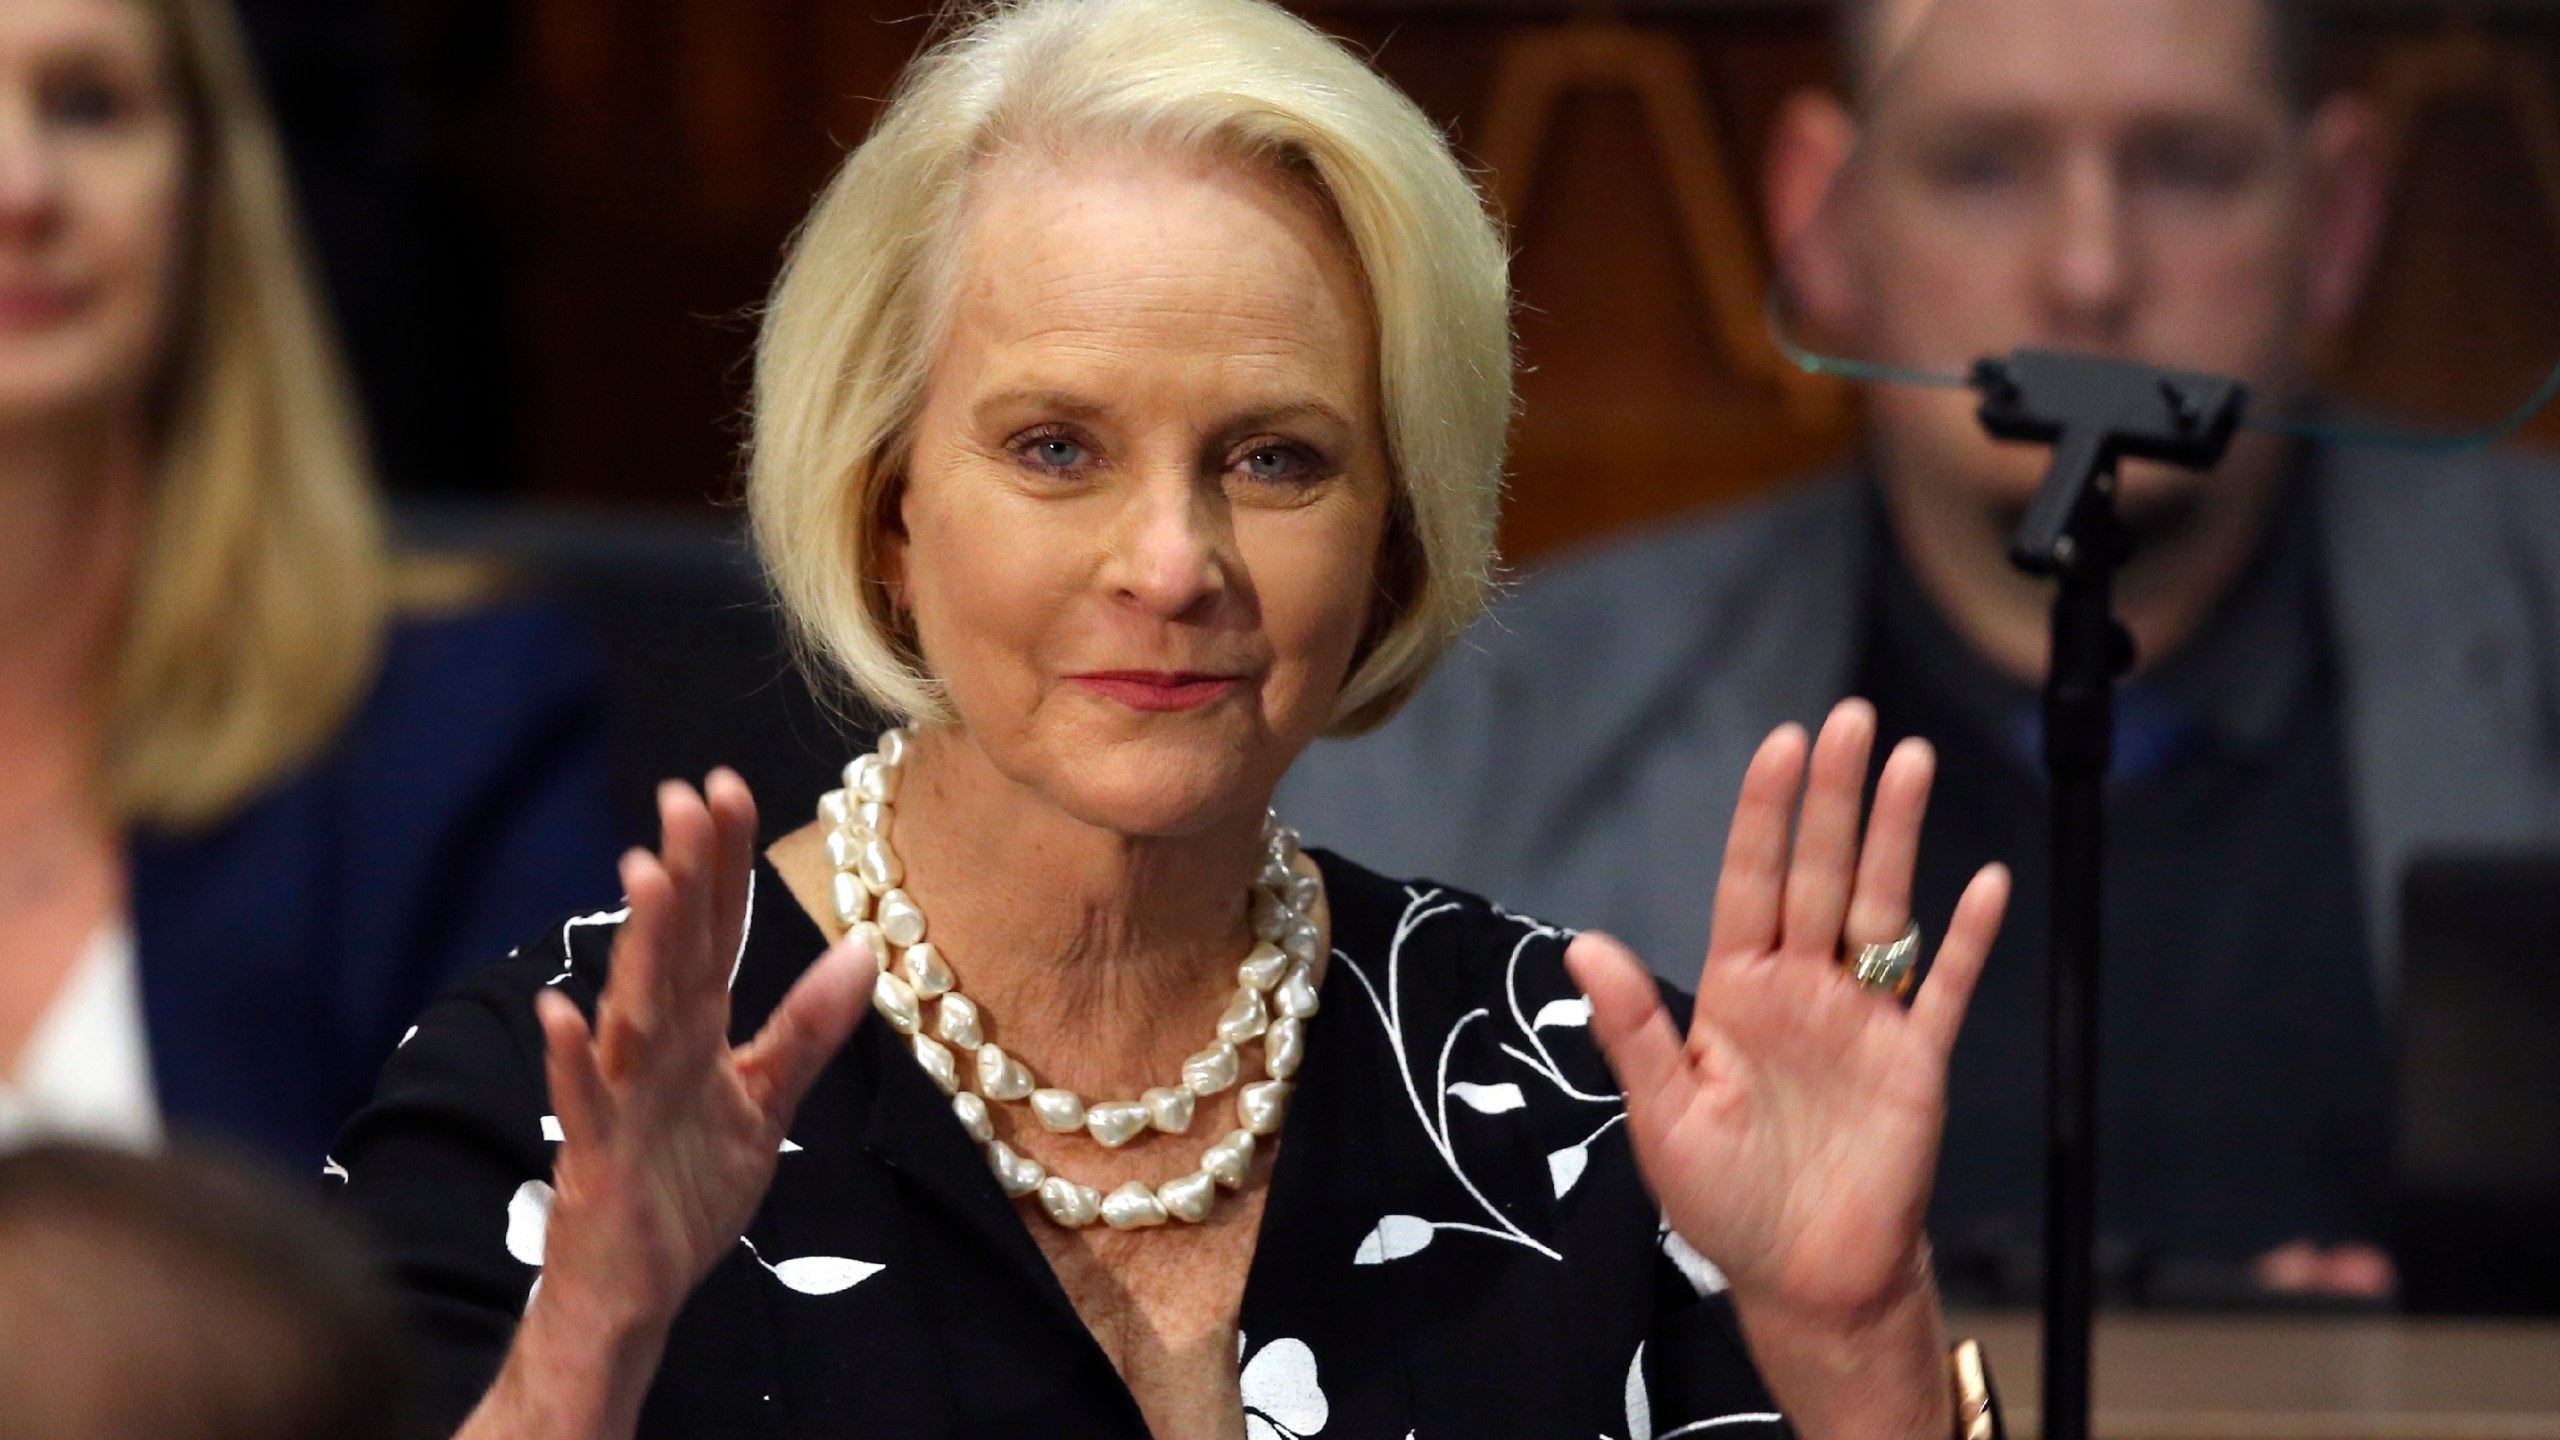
[1968,351,2249,1440]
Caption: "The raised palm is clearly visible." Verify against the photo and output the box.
[1567,701,2009,1316]
[534,773,875,1324]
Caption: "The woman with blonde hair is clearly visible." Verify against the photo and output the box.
[340,1,2012,1436]
[0,0,616,1166]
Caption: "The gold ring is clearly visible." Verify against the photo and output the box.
[1844,919,1921,998]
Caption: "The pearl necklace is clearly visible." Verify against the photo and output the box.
[821,729,1325,1231]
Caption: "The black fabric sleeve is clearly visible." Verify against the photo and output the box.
[1641,1281,1793,1437]
[331,941,590,1437]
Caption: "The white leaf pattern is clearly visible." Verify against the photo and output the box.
[741,1236,882,1297]
[1448,1081,1526,1114]
[1531,997,1591,1030]
[1626,1341,1653,1440]
[559,905,630,959]
[1240,1336,1328,1437]
[505,1179,554,1266]
[767,1256,882,1295]
[1326,888,1772,1437]
[1500,927,1620,1104]
[1352,1214,1436,1265]
[1657,1417,1789,1437]
[1546,1144,1590,1197]
[1334,890,1585,1264]
[1658,1223,1729,1296]
[729,868,756,991]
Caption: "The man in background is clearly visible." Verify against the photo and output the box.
[1284,0,2560,1302]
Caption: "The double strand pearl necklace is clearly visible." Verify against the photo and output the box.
[822,729,1325,1232]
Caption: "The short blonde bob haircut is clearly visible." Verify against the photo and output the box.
[114,0,388,827]
[750,0,1512,735]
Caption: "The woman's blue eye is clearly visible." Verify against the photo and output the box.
[1239,445,1318,483]
[1028,438,1086,469]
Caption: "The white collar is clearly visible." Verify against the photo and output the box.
[0,922,160,1152]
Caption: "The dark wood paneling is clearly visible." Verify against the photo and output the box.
[497,2,2560,567]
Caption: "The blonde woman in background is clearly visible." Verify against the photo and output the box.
[0,0,617,1167]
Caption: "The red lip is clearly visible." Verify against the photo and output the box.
[0,286,86,330]
[1068,671,1244,713]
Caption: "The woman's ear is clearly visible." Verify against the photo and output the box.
[880,471,911,561]
[1353,499,1422,669]
[872,474,912,611]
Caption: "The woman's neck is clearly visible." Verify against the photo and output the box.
[0,415,142,1075]
[867,727,1270,1098]
[0,415,144,818]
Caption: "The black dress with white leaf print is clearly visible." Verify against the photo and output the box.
[335,850,1786,1439]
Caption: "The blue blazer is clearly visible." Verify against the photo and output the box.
[129,602,623,1174]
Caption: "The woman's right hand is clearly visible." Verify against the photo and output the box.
[468,770,873,1440]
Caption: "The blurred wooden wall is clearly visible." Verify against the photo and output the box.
[502,0,2560,569]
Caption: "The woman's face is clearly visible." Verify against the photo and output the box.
[890,143,1394,840]
[0,0,186,429]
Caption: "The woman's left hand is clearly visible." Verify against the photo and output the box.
[1565,699,2009,1320]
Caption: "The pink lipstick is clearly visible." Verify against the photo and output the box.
[1068,671,1241,712]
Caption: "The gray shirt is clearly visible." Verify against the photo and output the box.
[1282,445,2560,992]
